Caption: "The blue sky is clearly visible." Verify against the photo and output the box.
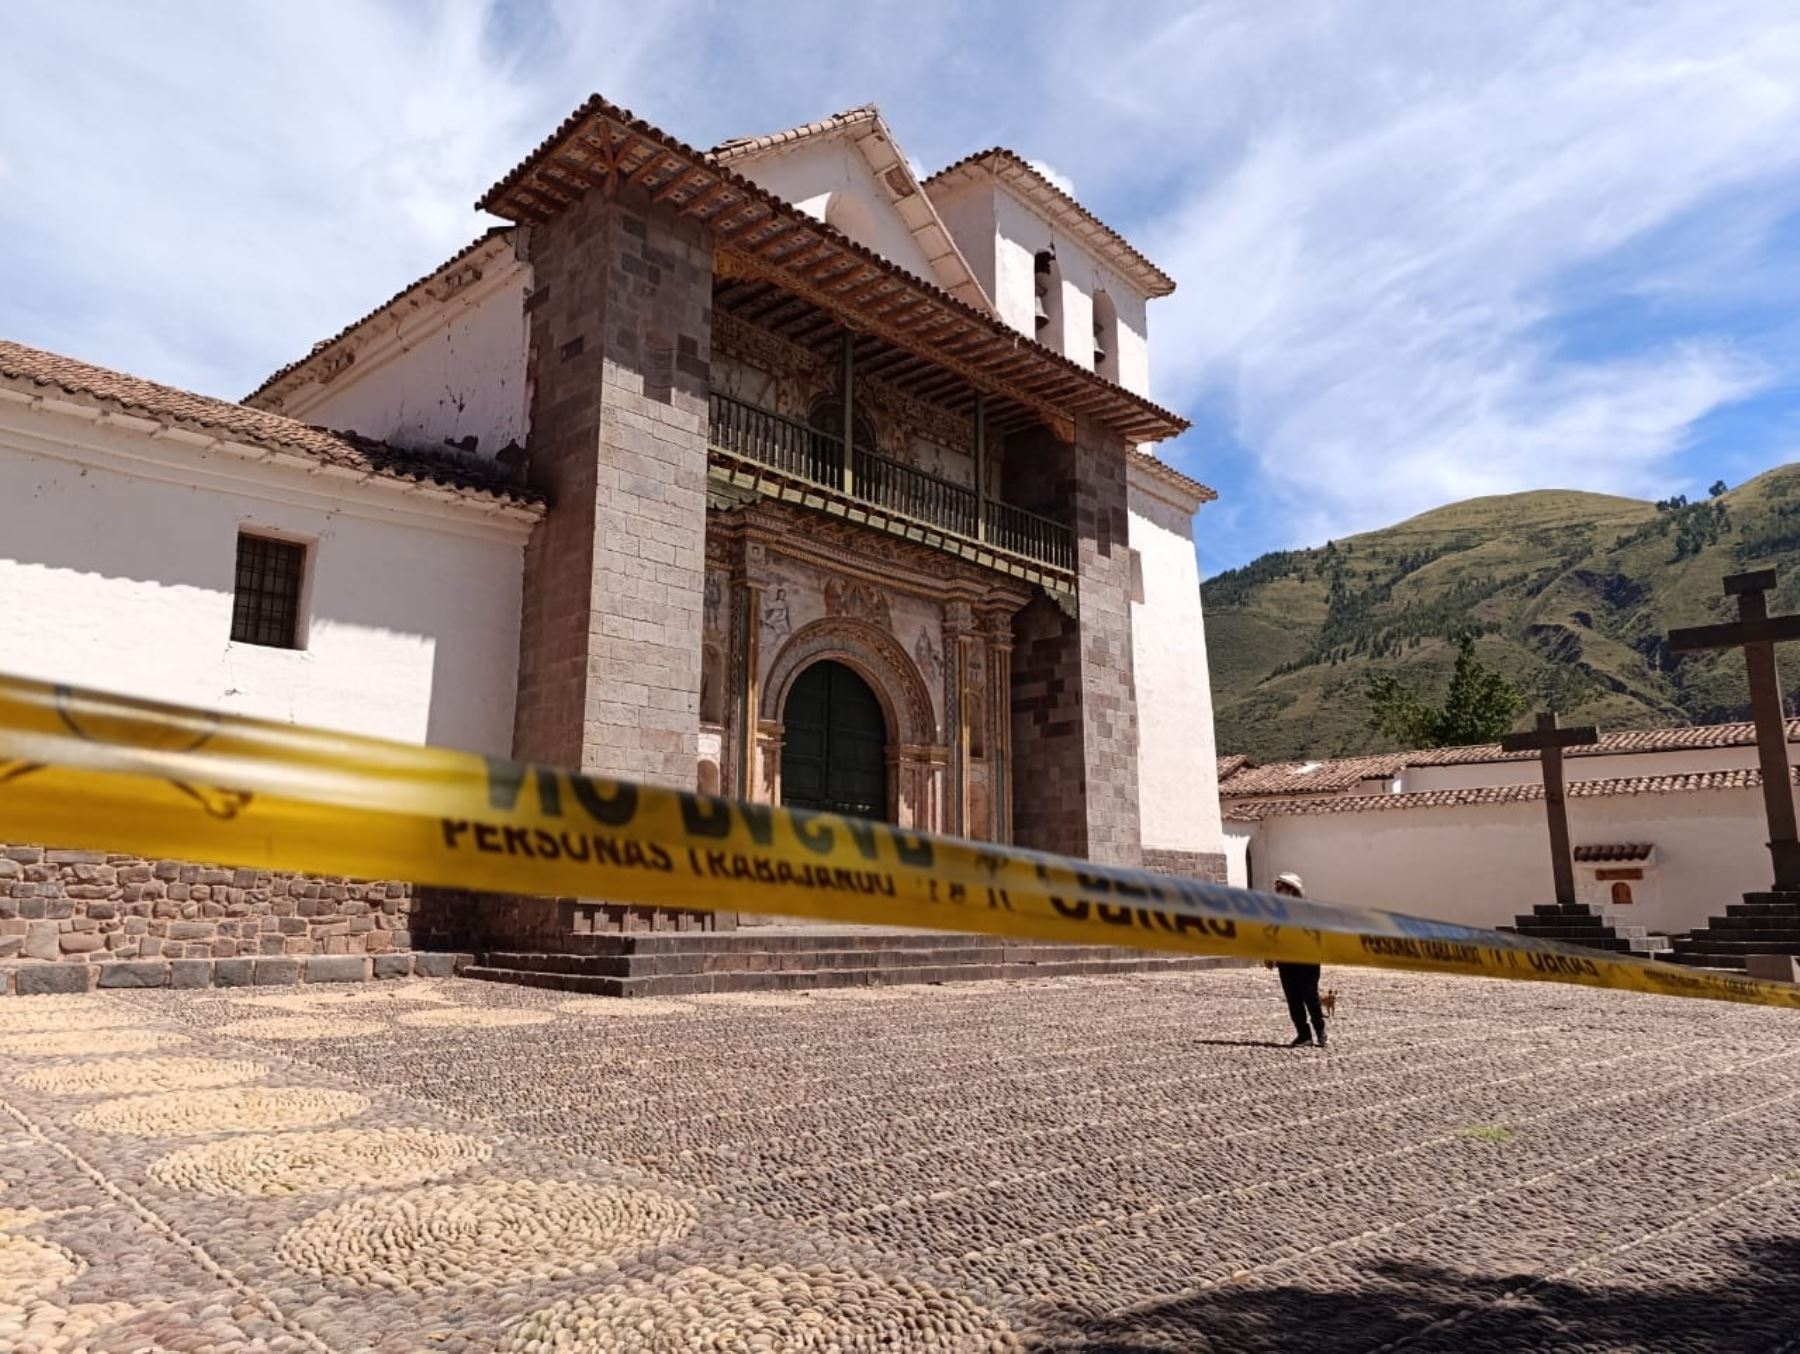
[3,1,1797,574]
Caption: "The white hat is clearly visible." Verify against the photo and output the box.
[1274,872,1305,894]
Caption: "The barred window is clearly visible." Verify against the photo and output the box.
[230,532,307,648]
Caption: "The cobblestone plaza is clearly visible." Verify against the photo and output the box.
[0,968,1796,1351]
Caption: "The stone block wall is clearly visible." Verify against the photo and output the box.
[1002,420,1144,866]
[1068,417,1144,867]
[1009,595,1089,857]
[1141,847,1230,883]
[413,888,726,954]
[515,182,713,788]
[0,843,413,966]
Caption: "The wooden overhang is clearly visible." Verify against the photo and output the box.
[477,95,1190,445]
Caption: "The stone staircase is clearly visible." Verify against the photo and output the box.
[1670,893,1800,972]
[462,926,1246,998]
[1503,902,1672,960]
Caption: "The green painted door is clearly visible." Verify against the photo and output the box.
[780,661,889,820]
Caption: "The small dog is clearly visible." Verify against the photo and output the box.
[1319,989,1339,1019]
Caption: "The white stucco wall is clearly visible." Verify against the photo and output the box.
[273,254,531,460]
[981,189,1151,388]
[1129,468,1222,856]
[930,181,997,308]
[0,413,530,755]
[733,141,941,283]
[1400,743,1782,793]
[1223,823,1254,888]
[1238,786,1774,936]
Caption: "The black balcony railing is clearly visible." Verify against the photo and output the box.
[707,391,1074,575]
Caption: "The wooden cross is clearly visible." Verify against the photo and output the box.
[1501,711,1600,908]
[1668,569,1800,893]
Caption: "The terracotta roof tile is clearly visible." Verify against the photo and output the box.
[1219,719,1800,798]
[243,228,515,407]
[476,94,1191,444]
[1225,766,1793,822]
[0,339,543,512]
[1220,753,1414,798]
[1217,753,1251,782]
[1132,448,1217,505]
[923,148,1175,297]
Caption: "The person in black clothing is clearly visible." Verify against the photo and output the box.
[1272,872,1326,1047]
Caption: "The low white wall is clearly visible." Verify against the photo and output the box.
[1242,785,1773,935]
[1129,469,1222,856]
[0,422,528,755]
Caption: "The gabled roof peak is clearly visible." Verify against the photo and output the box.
[924,147,1175,298]
[711,104,882,161]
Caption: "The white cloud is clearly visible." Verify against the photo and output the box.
[1027,159,1077,197]
[1100,0,1800,544]
[0,0,1795,556]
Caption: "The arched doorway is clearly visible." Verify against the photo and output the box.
[780,660,889,820]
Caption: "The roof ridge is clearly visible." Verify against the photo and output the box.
[711,103,882,161]
[922,146,1175,297]
[244,227,515,407]
[476,93,1190,444]
[1225,765,1794,822]
[1219,718,1800,796]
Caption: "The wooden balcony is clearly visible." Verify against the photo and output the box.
[707,391,1075,594]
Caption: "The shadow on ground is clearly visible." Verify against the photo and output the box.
[1044,1237,1800,1352]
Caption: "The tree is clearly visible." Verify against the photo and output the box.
[1365,635,1527,748]
[1710,479,1729,498]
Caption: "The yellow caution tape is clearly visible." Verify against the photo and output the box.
[0,673,1795,1010]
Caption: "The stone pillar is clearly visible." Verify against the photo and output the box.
[1002,417,1143,865]
[497,185,717,940]
[513,187,713,788]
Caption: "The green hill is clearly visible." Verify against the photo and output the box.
[1204,463,1800,762]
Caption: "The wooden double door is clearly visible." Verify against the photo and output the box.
[780,660,889,821]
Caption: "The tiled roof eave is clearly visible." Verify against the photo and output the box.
[1218,718,1800,798]
[1224,766,1794,822]
[0,343,544,515]
[476,94,1189,445]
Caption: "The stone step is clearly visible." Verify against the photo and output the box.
[1673,936,1800,956]
[1706,916,1800,935]
[1510,927,1633,949]
[465,954,1246,999]
[463,932,1250,999]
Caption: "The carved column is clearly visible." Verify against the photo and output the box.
[943,601,977,838]
[985,612,1015,845]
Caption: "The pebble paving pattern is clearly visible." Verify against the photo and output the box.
[75,1087,370,1137]
[148,1127,494,1198]
[276,1179,697,1291]
[0,970,1791,1349]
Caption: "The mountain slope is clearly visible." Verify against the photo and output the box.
[1203,464,1800,762]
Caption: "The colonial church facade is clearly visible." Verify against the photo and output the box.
[0,97,1224,971]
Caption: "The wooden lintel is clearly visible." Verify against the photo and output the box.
[749,222,804,255]
[802,252,853,282]
[551,150,609,193]
[624,148,669,186]
[713,204,775,242]
[681,178,735,219]
[589,122,620,174]
[650,168,697,203]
